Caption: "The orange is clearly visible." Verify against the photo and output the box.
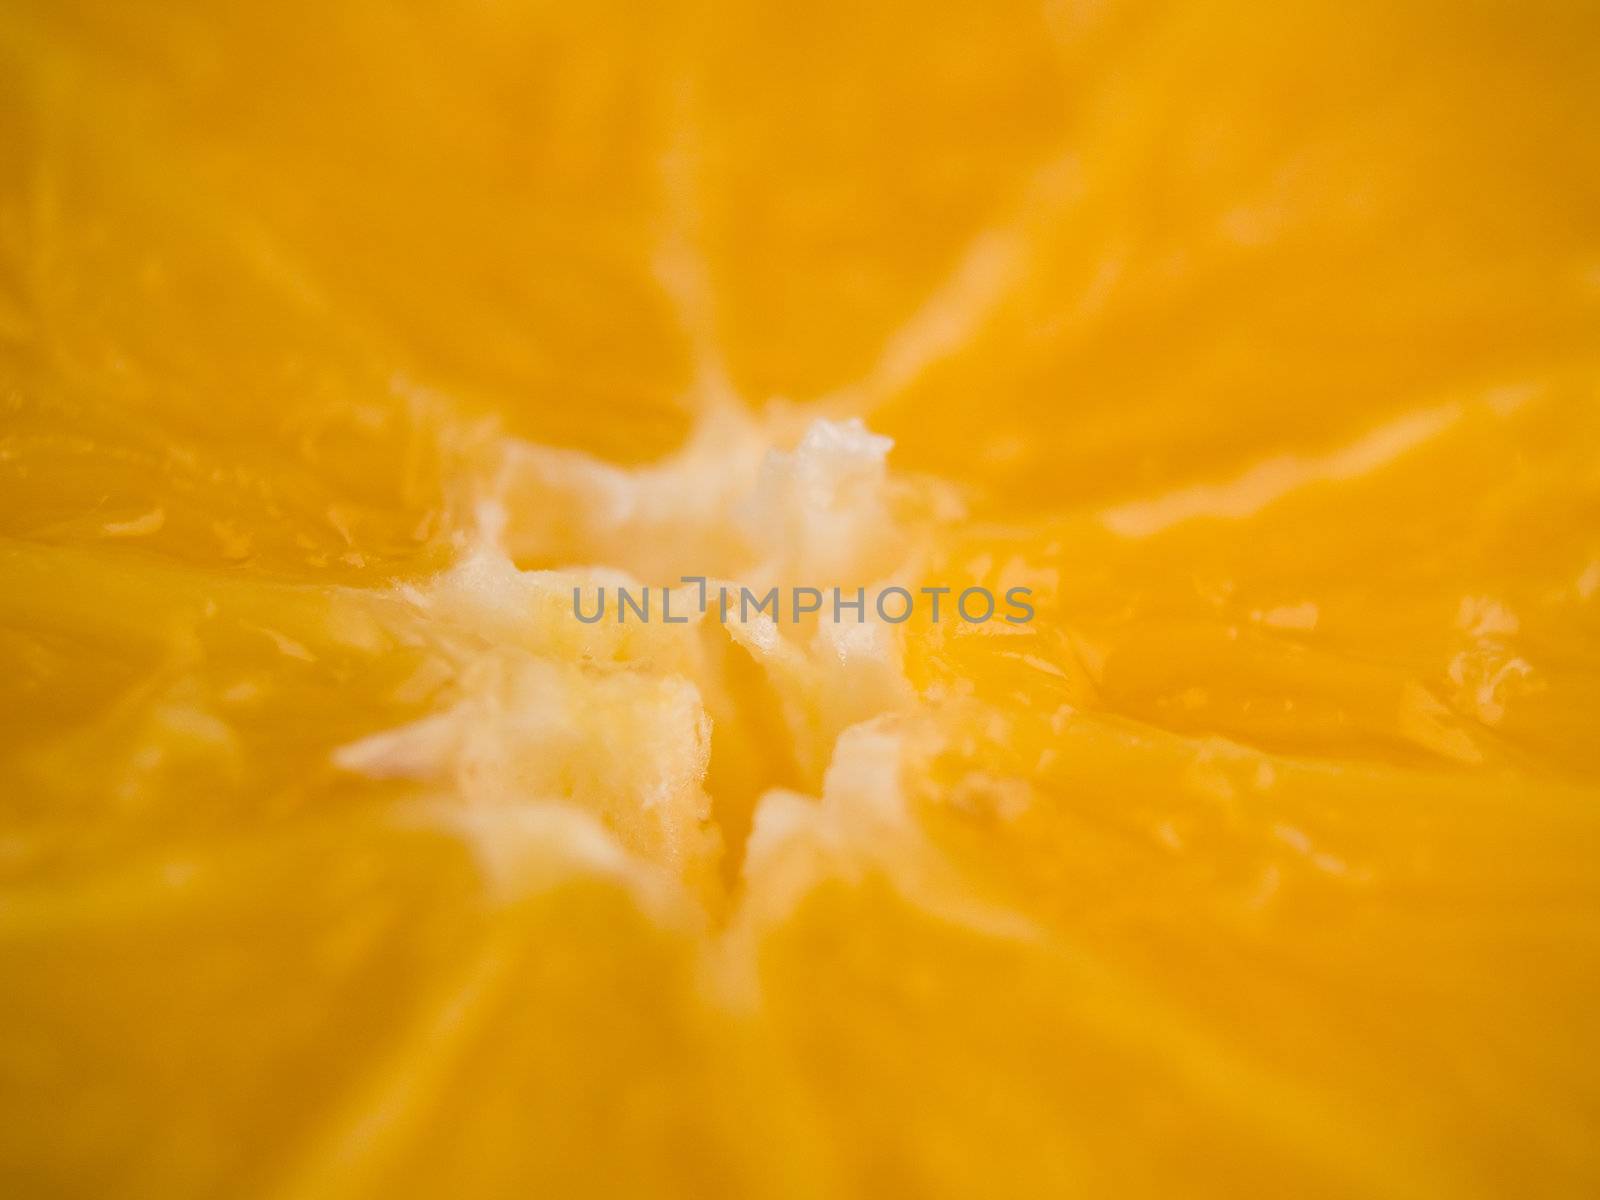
[2,0,1598,1196]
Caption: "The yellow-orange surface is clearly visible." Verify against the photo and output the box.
[1,1,1599,1196]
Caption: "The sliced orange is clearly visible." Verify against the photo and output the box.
[1,0,1598,1196]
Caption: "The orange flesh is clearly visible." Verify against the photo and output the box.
[1,1,1599,1196]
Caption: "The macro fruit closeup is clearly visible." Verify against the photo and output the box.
[2,0,1599,1196]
